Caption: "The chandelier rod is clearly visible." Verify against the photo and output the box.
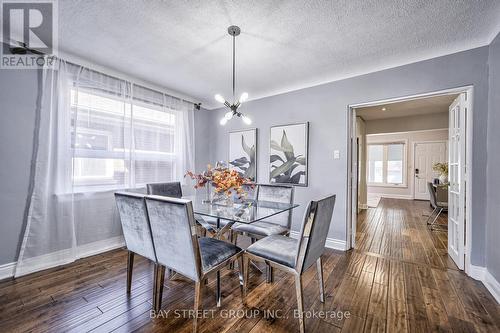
[232,34,235,101]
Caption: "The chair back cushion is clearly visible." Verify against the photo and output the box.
[257,184,294,228]
[427,183,438,207]
[147,182,183,198]
[436,185,448,204]
[114,192,156,262]
[296,195,336,273]
[145,195,201,281]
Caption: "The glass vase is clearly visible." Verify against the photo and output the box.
[203,184,213,203]
[212,191,233,207]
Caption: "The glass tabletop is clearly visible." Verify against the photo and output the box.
[183,195,299,224]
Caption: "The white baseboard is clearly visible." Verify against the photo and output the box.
[289,231,347,251]
[12,236,125,278]
[368,194,414,200]
[468,264,486,280]
[78,236,125,258]
[0,262,16,281]
[468,264,500,304]
[484,270,500,304]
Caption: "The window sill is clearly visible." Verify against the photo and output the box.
[367,184,407,189]
[55,186,147,199]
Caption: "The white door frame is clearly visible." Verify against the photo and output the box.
[346,86,474,274]
[413,140,448,200]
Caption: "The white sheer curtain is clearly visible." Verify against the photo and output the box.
[15,59,195,277]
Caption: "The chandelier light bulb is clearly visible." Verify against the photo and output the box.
[224,111,234,120]
[239,92,249,103]
[214,94,226,104]
[242,115,252,125]
[220,117,228,126]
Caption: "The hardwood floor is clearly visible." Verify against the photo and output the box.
[0,198,498,332]
[356,198,456,270]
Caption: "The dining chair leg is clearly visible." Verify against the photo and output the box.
[229,231,236,270]
[157,265,166,311]
[193,281,202,333]
[242,255,249,305]
[154,264,165,312]
[126,251,134,294]
[430,208,443,230]
[153,263,158,311]
[294,274,305,333]
[237,256,245,301]
[316,257,325,303]
[216,270,221,307]
[426,207,438,224]
[266,264,274,283]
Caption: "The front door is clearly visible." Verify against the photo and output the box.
[414,142,448,200]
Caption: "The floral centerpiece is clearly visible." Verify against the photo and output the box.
[185,163,254,205]
[432,162,449,184]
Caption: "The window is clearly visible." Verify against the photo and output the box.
[367,143,405,186]
[70,87,180,191]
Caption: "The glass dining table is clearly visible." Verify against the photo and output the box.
[182,194,299,306]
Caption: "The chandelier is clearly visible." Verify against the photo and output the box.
[215,25,251,126]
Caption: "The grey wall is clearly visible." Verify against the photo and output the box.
[0,69,39,265]
[208,46,489,266]
[486,33,500,281]
[365,112,449,134]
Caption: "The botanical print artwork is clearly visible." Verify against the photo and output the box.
[269,123,308,186]
[228,129,257,181]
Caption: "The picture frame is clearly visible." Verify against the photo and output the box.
[269,122,309,186]
[228,128,257,181]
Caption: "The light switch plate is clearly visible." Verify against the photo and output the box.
[334,150,340,159]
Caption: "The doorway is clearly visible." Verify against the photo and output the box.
[346,86,473,273]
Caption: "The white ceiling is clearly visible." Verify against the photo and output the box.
[56,0,500,109]
[356,94,458,120]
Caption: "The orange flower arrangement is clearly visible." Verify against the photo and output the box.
[185,164,254,198]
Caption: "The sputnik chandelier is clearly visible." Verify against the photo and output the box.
[215,25,251,126]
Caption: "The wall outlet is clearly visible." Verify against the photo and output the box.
[334,150,340,159]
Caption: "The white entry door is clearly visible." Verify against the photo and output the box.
[414,142,448,200]
[448,94,467,270]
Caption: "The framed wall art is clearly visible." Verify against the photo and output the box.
[269,122,309,186]
[228,128,257,181]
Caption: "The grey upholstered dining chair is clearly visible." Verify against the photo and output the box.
[243,194,336,333]
[145,195,245,333]
[231,184,294,281]
[147,181,183,198]
[114,192,157,305]
[147,181,214,236]
[426,182,448,230]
